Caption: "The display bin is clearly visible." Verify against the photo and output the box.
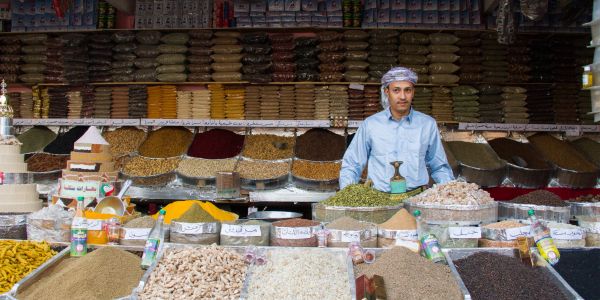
[427,223,480,248]
[445,248,583,300]
[326,223,378,248]
[404,201,498,225]
[176,172,216,188]
[120,171,176,187]
[292,174,339,192]
[568,201,600,219]
[577,216,600,246]
[130,244,357,300]
[312,203,404,224]
[498,202,571,223]
[459,163,507,187]
[554,166,599,189]
[506,163,553,188]
[241,173,289,191]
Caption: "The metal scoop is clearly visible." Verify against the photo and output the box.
[94,180,132,216]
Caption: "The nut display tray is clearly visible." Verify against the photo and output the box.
[498,201,571,223]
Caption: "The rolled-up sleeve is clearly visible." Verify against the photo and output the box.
[340,122,370,189]
[425,125,454,183]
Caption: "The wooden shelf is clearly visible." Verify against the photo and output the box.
[27,81,456,87]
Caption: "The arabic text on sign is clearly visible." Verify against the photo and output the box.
[276,227,313,239]
[504,226,531,240]
[87,219,103,231]
[395,230,418,240]
[175,222,217,234]
[340,231,362,243]
[550,228,584,240]
[123,228,151,240]
[221,224,262,237]
[448,227,482,239]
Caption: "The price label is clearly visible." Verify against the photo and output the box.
[449,227,482,239]
[504,226,531,240]
[551,228,584,240]
[87,219,103,231]
[341,231,362,243]
[276,227,313,239]
[395,239,420,252]
[71,217,86,228]
[174,222,217,234]
[122,228,151,240]
[349,83,365,90]
[395,230,418,240]
[221,224,262,237]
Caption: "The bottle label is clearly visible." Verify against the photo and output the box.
[390,180,406,194]
[420,234,445,262]
[535,235,560,265]
[141,238,160,267]
[70,228,87,257]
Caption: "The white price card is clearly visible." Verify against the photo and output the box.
[87,219,103,231]
[275,227,313,239]
[504,226,531,240]
[340,231,362,243]
[551,228,584,240]
[349,83,365,90]
[395,230,418,240]
[174,222,217,234]
[449,227,482,239]
[221,224,262,237]
[122,228,151,240]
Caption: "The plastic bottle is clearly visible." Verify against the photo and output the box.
[70,197,88,257]
[528,209,560,265]
[582,65,593,89]
[414,210,447,264]
[141,209,166,269]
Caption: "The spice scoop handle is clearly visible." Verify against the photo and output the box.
[117,179,133,199]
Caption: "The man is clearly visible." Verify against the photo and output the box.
[340,67,454,192]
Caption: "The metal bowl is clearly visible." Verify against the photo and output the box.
[94,196,126,216]
[247,211,302,221]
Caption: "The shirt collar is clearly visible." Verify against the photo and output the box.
[386,107,414,123]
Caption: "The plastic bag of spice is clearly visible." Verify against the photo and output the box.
[270,218,321,247]
[243,44,271,55]
[344,42,369,51]
[220,220,271,246]
[324,217,377,248]
[160,33,190,45]
[169,204,219,244]
[136,30,161,44]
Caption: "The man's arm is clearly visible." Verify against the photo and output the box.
[340,123,370,189]
[425,124,455,183]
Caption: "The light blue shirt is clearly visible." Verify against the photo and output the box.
[340,108,454,192]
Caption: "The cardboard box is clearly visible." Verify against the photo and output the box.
[269,0,285,11]
[379,0,390,10]
[423,10,438,23]
[377,9,390,22]
[391,9,407,23]
[407,9,422,23]
[438,0,450,10]
[364,0,378,9]
[326,0,342,11]
[407,0,422,10]
[449,10,460,24]
[423,0,438,11]
[302,0,318,11]
[251,0,268,11]
[391,0,406,10]
[286,0,301,11]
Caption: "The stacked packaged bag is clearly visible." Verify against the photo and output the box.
[428,33,460,85]
[187,30,213,82]
[452,85,479,123]
[19,34,47,84]
[211,32,242,82]
[88,34,114,82]
[368,30,398,82]
[0,36,21,84]
[271,34,296,82]
[343,30,369,83]
[398,32,430,84]
[501,86,529,124]
[241,32,272,84]
[456,32,483,84]
[295,37,320,82]
[134,31,161,82]
[477,84,504,123]
[157,33,189,82]
[111,31,137,82]
[318,31,344,82]
[480,32,508,84]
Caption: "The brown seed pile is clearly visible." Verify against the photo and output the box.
[18,247,144,300]
[139,245,248,300]
[138,127,193,158]
[356,247,463,300]
[510,190,568,207]
[177,157,237,178]
[292,160,341,180]
[103,127,147,157]
[235,160,289,180]
[26,153,69,172]
[528,133,598,172]
[295,128,346,161]
[242,134,296,160]
[122,156,180,177]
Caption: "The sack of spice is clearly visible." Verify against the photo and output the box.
[153,200,238,224]
[427,223,481,248]
[270,218,321,247]
[377,209,418,249]
[26,205,73,242]
[170,204,220,245]
[220,219,271,246]
[324,216,377,248]
[479,220,531,248]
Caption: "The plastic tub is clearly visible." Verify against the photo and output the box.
[404,201,498,225]
[498,202,571,223]
[312,203,403,224]
[568,201,600,219]
[506,163,553,189]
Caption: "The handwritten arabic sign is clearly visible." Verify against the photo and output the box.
[87,219,103,231]
[172,222,218,234]
[221,224,262,237]
[121,228,151,240]
[448,227,482,239]
[550,228,584,240]
[504,226,531,240]
[275,226,313,239]
[340,230,362,243]
[459,123,600,133]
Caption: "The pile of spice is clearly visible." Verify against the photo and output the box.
[174,204,216,223]
[43,126,89,154]
[446,141,505,169]
[102,126,146,157]
[242,134,295,160]
[247,248,352,300]
[453,252,569,300]
[122,156,180,177]
[569,194,600,203]
[510,190,567,207]
[17,247,144,300]
[138,126,193,158]
[292,160,341,180]
[139,246,248,300]
[411,181,494,206]
[171,204,218,244]
[483,220,524,229]
[0,240,57,294]
[553,249,600,300]
[488,138,550,169]
[158,200,238,224]
[356,247,463,300]
[295,128,345,161]
[322,184,395,207]
[528,133,598,172]
[235,160,289,180]
[124,216,156,228]
[271,218,320,247]
[571,137,600,167]
[187,129,245,159]
[379,208,416,230]
[26,153,69,172]
[176,157,237,178]
[220,220,271,246]
[326,216,371,231]
[17,126,57,154]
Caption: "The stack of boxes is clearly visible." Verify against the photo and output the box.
[11,0,98,32]
[135,0,212,29]
[363,0,481,28]
[234,0,343,28]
